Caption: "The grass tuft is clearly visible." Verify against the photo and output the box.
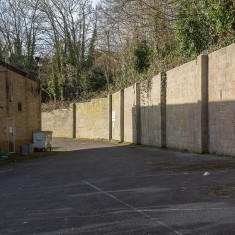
[0,151,64,166]
[208,184,235,199]
[152,162,235,172]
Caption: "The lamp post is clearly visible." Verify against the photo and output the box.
[34,56,42,80]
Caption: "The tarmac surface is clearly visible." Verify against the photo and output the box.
[0,138,235,235]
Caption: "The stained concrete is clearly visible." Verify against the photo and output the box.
[0,138,234,235]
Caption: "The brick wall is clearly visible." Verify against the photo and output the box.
[0,63,41,152]
[0,69,8,151]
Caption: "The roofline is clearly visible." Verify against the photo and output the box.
[0,59,39,83]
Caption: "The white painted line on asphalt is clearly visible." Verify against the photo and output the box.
[82,180,182,235]
[84,173,193,183]
[129,208,224,212]
[0,169,14,174]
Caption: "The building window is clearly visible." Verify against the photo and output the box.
[18,102,22,111]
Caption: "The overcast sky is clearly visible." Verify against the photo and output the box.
[92,0,100,6]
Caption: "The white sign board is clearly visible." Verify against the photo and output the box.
[112,111,116,122]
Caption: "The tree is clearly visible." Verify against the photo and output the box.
[176,0,235,57]
[97,0,177,88]
[132,39,151,74]
[0,0,42,77]
[38,0,97,100]
[0,0,234,102]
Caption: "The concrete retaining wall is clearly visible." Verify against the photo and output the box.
[42,105,74,138]
[140,74,165,147]
[166,55,208,153]
[111,90,124,142]
[208,44,235,156]
[124,84,140,144]
[76,98,109,139]
[41,43,235,157]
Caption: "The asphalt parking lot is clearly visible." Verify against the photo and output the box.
[0,138,234,235]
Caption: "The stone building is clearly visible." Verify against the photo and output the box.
[0,60,41,153]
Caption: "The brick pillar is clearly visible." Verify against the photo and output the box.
[134,82,141,144]
[199,54,209,153]
[160,72,167,148]
[72,103,76,138]
[120,89,124,142]
[108,94,112,140]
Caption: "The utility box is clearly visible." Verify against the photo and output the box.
[20,145,29,155]
[33,131,52,151]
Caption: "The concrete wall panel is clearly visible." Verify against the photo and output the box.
[76,98,109,139]
[124,84,140,143]
[166,56,207,153]
[140,74,162,147]
[112,90,124,142]
[42,105,74,138]
[208,43,235,156]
